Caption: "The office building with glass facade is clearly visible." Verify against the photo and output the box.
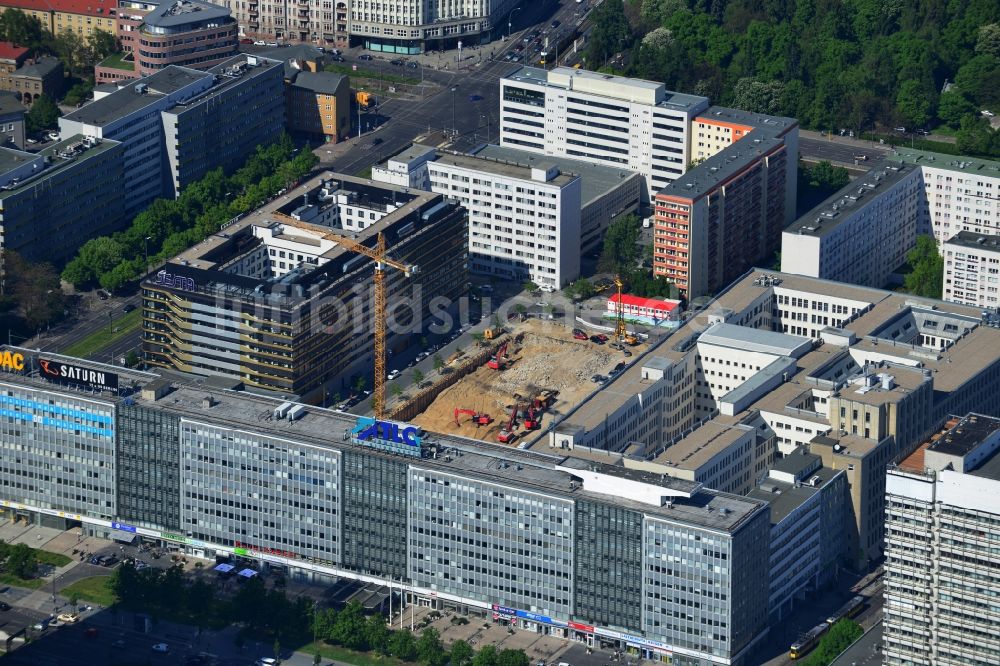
[0,349,770,666]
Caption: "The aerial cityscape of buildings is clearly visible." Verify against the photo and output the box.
[0,1,996,664]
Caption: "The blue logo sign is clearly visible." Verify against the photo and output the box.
[355,418,422,447]
[111,521,137,533]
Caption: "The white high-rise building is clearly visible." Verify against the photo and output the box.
[499,66,709,199]
[942,231,1000,308]
[884,412,1000,665]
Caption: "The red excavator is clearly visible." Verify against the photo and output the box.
[523,406,540,431]
[454,408,493,427]
[487,342,509,370]
[497,403,519,443]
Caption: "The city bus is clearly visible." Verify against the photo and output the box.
[826,595,866,625]
[790,623,830,660]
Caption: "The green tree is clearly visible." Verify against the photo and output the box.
[497,649,529,666]
[808,161,850,190]
[412,369,425,386]
[896,79,934,129]
[388,629,417,661]
[353,375,367,396]
[0,9,44,48]
[956,115,995,155]
[955,54,1000,109]
[432,354,444,373]
[567,278,595,300]
[3,251,65,331]
[800,619,863,666]
[25,94,59,134]
[5,543,37,579]
[86,28,118,62]
[417,627,445,666]
[904,235,944,298]
[730,76,785,115]
[331,600,367,649]
[50,29,91,77]
[471,644,497,666]
[364,613,390,654]
[587,0,630,66]
[312,607,338,642]
[938,90,977,129]
[450,639,474,666]
[598,213,641,275]
[389,383,403,400]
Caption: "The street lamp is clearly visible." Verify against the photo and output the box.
[508,7,522,41]
[450,85,459,138]
[143,236,151,273]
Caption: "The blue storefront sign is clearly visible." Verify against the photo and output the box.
[111,521,137,533]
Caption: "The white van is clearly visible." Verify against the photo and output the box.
[539,284,556,293]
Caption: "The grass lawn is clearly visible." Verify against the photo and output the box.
[303,642,403,666]
[62,307,141,360]
[99,51,134,71]
[36,550,71,567]
[0,573,44,589]
[60,575,117,606]
[356,166,373,179]
[323,63,419,85]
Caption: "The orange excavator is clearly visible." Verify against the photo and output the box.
[487,342,509,370]
[454,408,493,427]
[497,403,519,443]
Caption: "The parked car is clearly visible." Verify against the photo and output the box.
[596,334,609,342]
[406,61,418,68]
[387,369,401,380]
[123,303,136,313]
[57,613,80,623]
[359,54,373,60]
[589,335,605,344]
[152,643,170,653]
[389,59,404,66]
[550,20,560,28]
[0,602,10,611]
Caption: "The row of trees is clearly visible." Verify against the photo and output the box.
[313,601,529,666]
[0,250,67,335]
[111,564,314,645]
[587,0,1000,156]
[800,619,863,666]
[62,134,318,292]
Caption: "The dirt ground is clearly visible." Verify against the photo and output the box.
[411,318,643,445]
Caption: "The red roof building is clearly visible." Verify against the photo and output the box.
[0,42,29,62]
[0,0,118,38]
[607,293,681,323]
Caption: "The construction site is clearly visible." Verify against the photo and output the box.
[406,317,646,446]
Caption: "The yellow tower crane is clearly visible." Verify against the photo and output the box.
[614,275,639,346]
[275,214,418,418]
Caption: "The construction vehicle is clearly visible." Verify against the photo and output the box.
[523,406,540,430]
[454,408,493,427]
[533,389,558,410]
[274,214,417,418]
[483,325,503,340]
[613,276,640,346]
[355,90,375,109]
[497,403,518,443]
[487,342,508,370]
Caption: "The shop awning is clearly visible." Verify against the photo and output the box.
[237,568,258,578]
[111,530,138,544]
[213,563,234,573]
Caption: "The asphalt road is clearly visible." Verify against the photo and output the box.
[799,137,890,168]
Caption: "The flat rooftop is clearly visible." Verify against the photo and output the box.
[0,346,765,533]
[430,149,577,188]
[658,135,785,200]
[784,160,917,238]
[655,421,749,469]
[944,230,1000,253]
[144,0,231,27]
[698,322,812,357]
[928,413,1000,457]
[889,148,1000,177]
[747,479,817,524]
[63,66,212,126]
[502,66,708,111]
[0,146,36,175]
[0,135,121,198]
[695,106,797,134]
[473,144,641,204]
